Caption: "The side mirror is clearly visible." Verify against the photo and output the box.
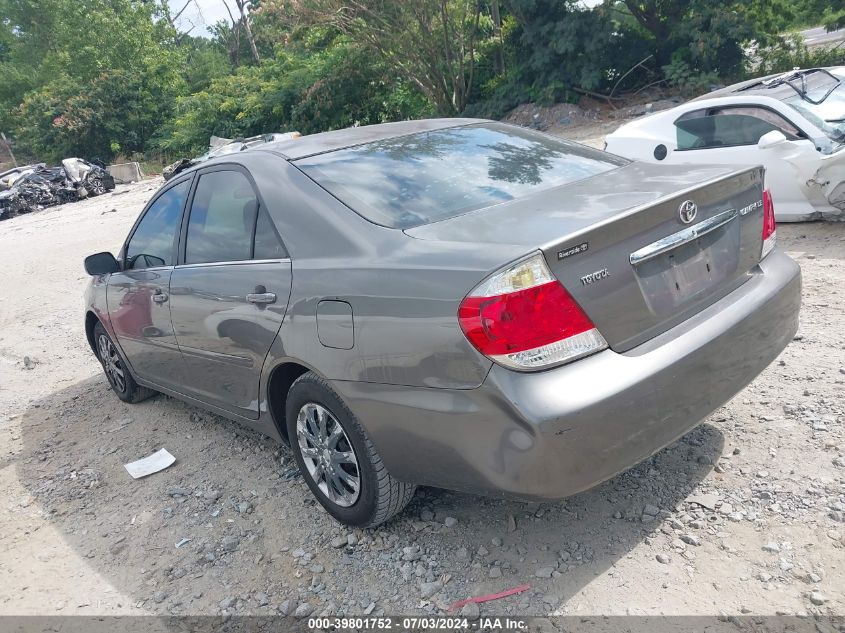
[758,130,787,150]
[84,252,120,276]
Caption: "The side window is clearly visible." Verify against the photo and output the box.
[253,206,288,259]
[676,107,801,150]
[125,179,190,269]
[186,170,258,265]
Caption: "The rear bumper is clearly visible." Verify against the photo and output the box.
[332,250,801,499]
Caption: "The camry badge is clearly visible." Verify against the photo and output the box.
[678,200,698,224]
[739,199,763,216]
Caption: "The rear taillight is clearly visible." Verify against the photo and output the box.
[458,253,607,370]
[761,189,776,259]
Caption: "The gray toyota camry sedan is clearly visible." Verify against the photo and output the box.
[84,119,801,527]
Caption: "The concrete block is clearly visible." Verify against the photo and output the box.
[107,162,144,183]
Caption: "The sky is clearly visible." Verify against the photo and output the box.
[167,0,233,37]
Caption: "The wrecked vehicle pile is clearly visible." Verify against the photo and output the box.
[0,164,44,190]
[0,158,115,221]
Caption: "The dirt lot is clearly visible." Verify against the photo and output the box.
[501,98,684,149]
[1,166,844,618]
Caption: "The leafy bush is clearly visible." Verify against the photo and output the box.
[788,0,845,31]
[1,0,184,161]
[0,0,833,164]
[156,33,432,157]
[662,57,721,96]
[755,35,845,76]
[466,1,654,117]
[15,68,182,162]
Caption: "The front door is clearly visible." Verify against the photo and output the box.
[667,105,819,215]
[108,178,192,388]
[168,167,291,418]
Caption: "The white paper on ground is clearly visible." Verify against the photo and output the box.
[124,448,176,479]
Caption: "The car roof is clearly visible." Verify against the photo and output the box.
[260,118,486,160]
[695,73,786,100]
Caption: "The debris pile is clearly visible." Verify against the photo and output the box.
[163,132,300,180]
[0,158,115,221]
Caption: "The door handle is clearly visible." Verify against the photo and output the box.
[246,292,276,305]
[152,290,168,304]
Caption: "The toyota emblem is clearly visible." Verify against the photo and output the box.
[678,200,698,224]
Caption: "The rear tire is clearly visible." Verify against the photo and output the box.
[93,321,156,404]
[286,371,416,527]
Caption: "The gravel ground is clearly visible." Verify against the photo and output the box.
[0,171,843,618]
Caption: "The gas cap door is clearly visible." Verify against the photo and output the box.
[316,300,354,350]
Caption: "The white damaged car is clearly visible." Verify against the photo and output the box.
[606,67,845,222]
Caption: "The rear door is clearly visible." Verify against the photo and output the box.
[108,178,192,388]
[168,165,291,418]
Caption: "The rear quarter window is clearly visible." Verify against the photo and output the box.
[295,123,626,229]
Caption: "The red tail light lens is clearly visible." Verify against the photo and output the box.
[762,189,776,259]
[459,281,594,354]
[458,253,607,370]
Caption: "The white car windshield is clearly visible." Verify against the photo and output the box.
[783,83,845,148]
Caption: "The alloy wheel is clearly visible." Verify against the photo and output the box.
[90,179,106,195]
[97,333,126,392]
[296,402,361,507]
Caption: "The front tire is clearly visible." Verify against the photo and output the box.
[93,321,156,403]
[286,372,416,527]
[88,178,106,196]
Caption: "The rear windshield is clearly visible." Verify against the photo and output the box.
[295,123,626,229]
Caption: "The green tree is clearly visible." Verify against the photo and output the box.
[508,0,651,93]
[16,69,179,161]
[810,0,845,31]
[299,0,489,115]
[157,30,431,156]
[0,0,186,160]
[181,36,234,94]
[606,0,793,76]
[786,0,844,29]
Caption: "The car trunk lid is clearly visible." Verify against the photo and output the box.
[406,161,767,351]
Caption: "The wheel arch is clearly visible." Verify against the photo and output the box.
[85,310,101,356]
[266,361,312,445]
